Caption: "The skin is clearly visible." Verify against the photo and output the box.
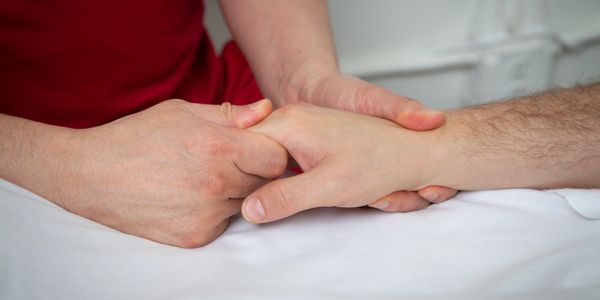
[242,83,600,223]
[0,99,288,248]
[218,0,456,208]
[0,0,453,248]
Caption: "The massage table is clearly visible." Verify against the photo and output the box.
[1,179,599,299]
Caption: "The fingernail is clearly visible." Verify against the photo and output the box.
[421,191,439,202]
[419,108,442,115]
[244,196,266,222]
[370,200,389,210]
[235,100,269,128]
[249,99,268,110]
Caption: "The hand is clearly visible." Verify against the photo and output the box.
[242,103,445,223]
[291,73,456,211]
[53,99,287,248]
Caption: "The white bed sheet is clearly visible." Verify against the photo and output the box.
[1,179,599,299]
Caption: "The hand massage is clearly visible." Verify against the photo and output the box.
[1,0,599,299]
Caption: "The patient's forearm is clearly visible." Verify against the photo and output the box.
[434,83,600,189]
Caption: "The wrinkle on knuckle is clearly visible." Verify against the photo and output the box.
[203,135,231,157]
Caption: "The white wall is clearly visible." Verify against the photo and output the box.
[204,0,600,109]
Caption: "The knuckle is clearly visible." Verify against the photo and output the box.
[274,103,312,133]
[265,148,288,178]
[271,156,288,177]
[173,218,214,248]
[203,135,231,157]
[205,174,228,196]
[161,99,187,110]
[165,98,185,104]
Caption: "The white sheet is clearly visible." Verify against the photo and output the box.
[1,179,599,299]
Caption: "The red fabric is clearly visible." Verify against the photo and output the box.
[0,0,262,128]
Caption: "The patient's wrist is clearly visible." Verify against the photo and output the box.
[424,108,511,191]
[416,110,467,190]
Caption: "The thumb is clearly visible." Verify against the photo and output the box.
[241,169,333,224]
[356,88,445,131]
[186,98,273,128]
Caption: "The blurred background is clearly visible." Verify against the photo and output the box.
[204,0,600,109]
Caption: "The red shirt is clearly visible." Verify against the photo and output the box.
[0,0,261,128]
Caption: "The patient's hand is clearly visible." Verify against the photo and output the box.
[242,103,447,223]
[296,74,456,212]
[52,99,287,247]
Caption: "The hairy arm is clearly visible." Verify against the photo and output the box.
[434,83,600,189]
[0,114,73,201]
[239,83,600,223]
[218,0,338,106]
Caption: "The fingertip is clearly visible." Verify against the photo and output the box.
[420,189,439,202]
[368,199,390,210]
[234,99,273,128]
[396,109,445,131]
[419,186,458,203]
[250,99,273,119]
[242,196,266,224]
[370,191,431,212]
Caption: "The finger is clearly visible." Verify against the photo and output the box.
[241,168,335,224]
[188,218,232,249]
[231,130,288,179]
[211,219,231,241]
[209,197,245,218]
[355,87,445,131]
[223,198,244,218]
[418,186,458,203]
[368,191,430,212]
[186,201,241,248]
[185,98,273,128]
[224,171,268,199]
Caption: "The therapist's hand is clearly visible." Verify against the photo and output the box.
[291,74,456,211]
[242,103,446,223]
[55,99,287,248]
